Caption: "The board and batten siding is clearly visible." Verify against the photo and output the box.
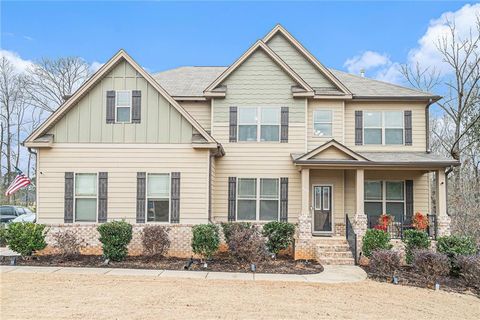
[48,60,195,144]
[179,101,211,131]
[344,101,427,152]
[36,146,210,224]
[307,100,344,151]
[266,33,335,89]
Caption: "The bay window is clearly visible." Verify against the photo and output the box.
[238,107,280,142]
[75,173,97,222]
[237,178,280,221]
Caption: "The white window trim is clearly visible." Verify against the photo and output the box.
[146,173,171,224]
[236,177,280,221]
[313,109,333,137]
[115,90,132,124]
[364,180,405,218]
[363,111,404,145]
[73,172,98,223]
[237,107,281,142]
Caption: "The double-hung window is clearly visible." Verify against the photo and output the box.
[313,110,333,137]
[238,107,280,142]
[74,173,97,222]
[364,180,405,221]
[237,178,280,221]
[116,90,132,123]
[364,111,404,145]
[147,173,170,222]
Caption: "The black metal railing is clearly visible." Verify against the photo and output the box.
[345,214,358,265]
[367,214,437,240]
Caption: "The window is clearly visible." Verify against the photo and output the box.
[116,90,131,123]
[238,107,280,142]
[364,111,404,145]
[364,180,405,221]
[147,173,170,222]
[313,110,332,137]
[75,173,97,222]
[237,178,279,221]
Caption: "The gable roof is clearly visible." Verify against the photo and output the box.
[25,50,217,145]
[263,24,352,96]
[295,139,369,161]
[204,40,314,95]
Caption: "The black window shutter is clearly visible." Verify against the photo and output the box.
[229,107,238,142]
[281,107,289,143]
[132,90,141,123]
[405,180,414,222]
[98,172,108,223]
[170,172,181,223]
[64,172,74,223]
[355,110,363,145]
[228,177,237,221]
[106,91,116,124]
[136,172,146,223]
[280,177,288,222]
[404,110,412,146]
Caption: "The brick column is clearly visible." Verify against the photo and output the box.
[354,168,367,237]
[436,169,451,236]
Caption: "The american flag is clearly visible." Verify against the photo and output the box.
[5,168,32,196]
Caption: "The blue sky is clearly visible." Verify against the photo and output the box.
[1,1,476,77]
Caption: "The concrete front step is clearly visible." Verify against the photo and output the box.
[314,238,355,265]
[318,257,355,265]
[317,251,354,259]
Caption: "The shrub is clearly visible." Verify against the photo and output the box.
[4,222,48,256]
[191,224,220,260]
[403,229,430,264]
[369,249,401,277]
[97,220,132,262]
[412,250,450,285]
[262,221,295,256]
[456,255,480,291]
[142,225,171,257]
[412,212,429,231]
[227,225,267,263]
[221,222,252,243]
[361,229,392,258]
[0,224,6,247]
[437,235,477,275]
[52,231,83,258]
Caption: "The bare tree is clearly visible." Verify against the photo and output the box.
[25,57,90,113]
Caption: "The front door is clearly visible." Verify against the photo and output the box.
[313,185,332,233]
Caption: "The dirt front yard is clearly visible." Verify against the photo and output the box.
[1,272,479,320]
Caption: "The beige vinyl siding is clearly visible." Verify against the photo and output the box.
[309,169,344,225]
[48,60,194,144]
[344,101,427,151]
[179,101,211,131]
[212,49,305,124]
[266,33,335,89]
[36,145,209,224]
[308,100,344,150]
[344,170,356,216]
[311,147,355,160]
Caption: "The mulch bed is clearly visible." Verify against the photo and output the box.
[362,265,479,296]
[1,252,323,275]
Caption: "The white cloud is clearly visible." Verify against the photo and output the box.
[89,61,104,73]
[0,49,34,73]
[344,51,391,74]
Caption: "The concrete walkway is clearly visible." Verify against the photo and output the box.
[0,264,366,283]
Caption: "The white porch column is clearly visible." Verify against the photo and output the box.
[354,168,367,236]
[436,169,451,236]
[295,168,313,259]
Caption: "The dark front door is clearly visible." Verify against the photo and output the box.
[313,185,332,233]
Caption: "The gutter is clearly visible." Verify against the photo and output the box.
[292,159,460,167]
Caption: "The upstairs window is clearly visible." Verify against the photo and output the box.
[116,90,132,123]
[313,110,333,137]
[238,107,280,142]
[364,111,404,145]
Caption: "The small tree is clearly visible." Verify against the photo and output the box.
[191,224,220,260]
[97,220,132,262]
[5,222,48,256]
[262,221,295,257]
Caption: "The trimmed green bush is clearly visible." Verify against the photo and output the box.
[0,224,6,247]
[262,221,295,256]
[437,235,477,275]
[97,220,132,261]
[220,222,252,243]
[361,229,392,258]
[403,230,431,264]
[192,224,220,260]
[5,222,48,256]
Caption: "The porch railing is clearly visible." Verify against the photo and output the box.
[345,214,358,265]
[367,214,437,240]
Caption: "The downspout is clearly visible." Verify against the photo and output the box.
[444,165,454,217]
[425,98,433,153]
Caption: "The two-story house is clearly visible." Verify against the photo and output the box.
[24,25,458,263]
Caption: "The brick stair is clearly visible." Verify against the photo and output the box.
[314,237,355,265]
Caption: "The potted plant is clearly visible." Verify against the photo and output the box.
[412,212,429,231]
